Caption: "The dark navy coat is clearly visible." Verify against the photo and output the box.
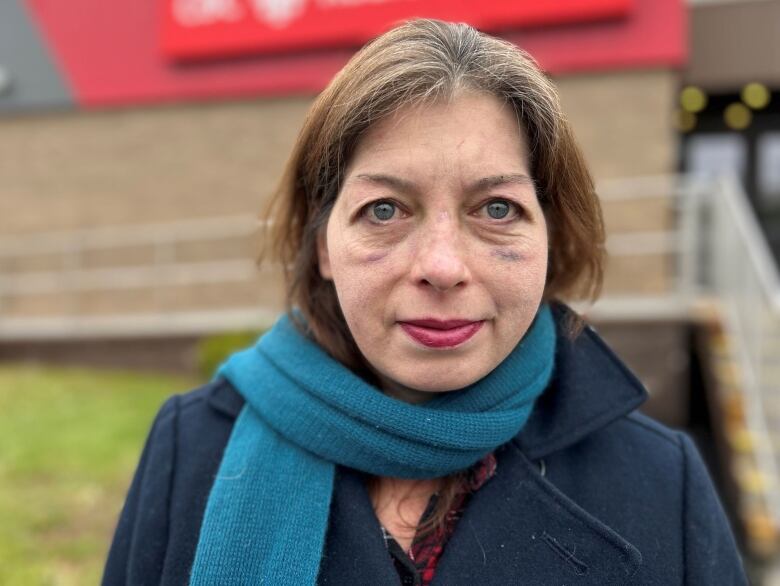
[103,310,748,585]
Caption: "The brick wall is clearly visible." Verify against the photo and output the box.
[0,69,678,319]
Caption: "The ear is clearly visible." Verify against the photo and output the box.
[316,226,333,280]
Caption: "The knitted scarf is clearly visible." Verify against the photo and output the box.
[189,305,556,585]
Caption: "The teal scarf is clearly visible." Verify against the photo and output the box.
[190,305,556,585]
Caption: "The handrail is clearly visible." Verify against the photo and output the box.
[713,175,780,312]
[0,309,280,340]
[693,174,780,533]
[597,174,679,200]
[0,260,264,295]
[0,175,776,314]
[2,173,779,538]
[0,214,264,258]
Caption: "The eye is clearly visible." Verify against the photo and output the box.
[365,200,397,222]
[482,199,520,220]
[486,201,510,219]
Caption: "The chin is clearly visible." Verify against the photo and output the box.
[389,363,489,394]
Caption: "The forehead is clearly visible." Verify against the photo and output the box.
[345,91,530,178]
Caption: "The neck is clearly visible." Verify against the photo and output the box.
[377,376,436,404]
[368,474,444,550]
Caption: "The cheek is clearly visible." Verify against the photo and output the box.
[327,219,411,286]
[326,233,401,326]
[487,238,548,302]
[328,236,394,287]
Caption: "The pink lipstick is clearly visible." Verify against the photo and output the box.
[399,319,484,348]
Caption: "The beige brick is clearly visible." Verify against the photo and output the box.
[602,197,673,234]
[80,245,157,268]
[0,253,66,273]
[173,235,258,263]
[3,291,83,317]
[0,99,311,235]
[603,253,672,295]
[554,70,677,180]
[0,71,677,322]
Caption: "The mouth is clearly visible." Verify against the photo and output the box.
[398,319,484,348]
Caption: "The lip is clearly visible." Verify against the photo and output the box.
[399,319,484,348]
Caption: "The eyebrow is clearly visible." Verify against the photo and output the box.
[469,173,535,193]
[352,173,418,194]
[351,172,535,195]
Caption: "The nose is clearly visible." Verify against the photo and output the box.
[410,221,470,292]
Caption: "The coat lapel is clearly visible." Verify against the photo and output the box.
[432,441,643,585]
[316,438,644,585]
[427,306,647,584]
[516,305,647,460]
[317,467,400,584]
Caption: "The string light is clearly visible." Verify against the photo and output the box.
[680,86,708,113]
[724,103,752,130]
[741,82,771,110]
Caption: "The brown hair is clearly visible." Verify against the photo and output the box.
[263,18,605,540]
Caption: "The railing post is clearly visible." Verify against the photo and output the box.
[153,229,177,313]
[0,261,5,317]
[64,234,83,317]
[677,176,702,304]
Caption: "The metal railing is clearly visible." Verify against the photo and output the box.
[0,214,265,294]
[1,176,780,527]
[581,174,698,320]
[0,214,277,338]
[1,175,780,526]
[589,174,780,532]
[0,175,777,327]
[702,175,780,527]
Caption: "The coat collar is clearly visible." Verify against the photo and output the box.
[514,302,647,459]
[206,303,647,459]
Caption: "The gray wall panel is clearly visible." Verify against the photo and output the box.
[686,0,780,90]
[0,0,73,113]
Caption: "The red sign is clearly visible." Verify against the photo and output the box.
[25,0,682,108]
[161,0,632,60]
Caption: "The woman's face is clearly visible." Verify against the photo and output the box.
[317,91,548,402]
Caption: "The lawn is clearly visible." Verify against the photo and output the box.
[0,364,198,585]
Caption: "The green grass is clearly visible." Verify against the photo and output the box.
[0,364,198,586]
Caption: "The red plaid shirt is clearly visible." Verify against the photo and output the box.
[379,453,497,586]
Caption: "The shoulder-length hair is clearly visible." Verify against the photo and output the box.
[265,18,605,369]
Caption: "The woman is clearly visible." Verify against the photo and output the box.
[104,19,747,585]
